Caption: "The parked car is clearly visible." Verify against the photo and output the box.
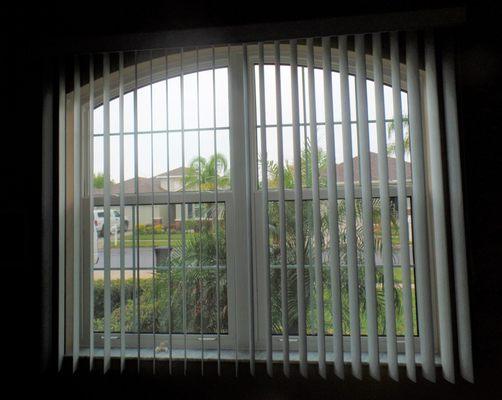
[94,209,129,237]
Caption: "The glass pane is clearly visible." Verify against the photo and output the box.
[268,199,417,337]
[215,67,229,128]
[254,64,412,190]
[183,130,199,192]
[137,85,151,132]
[152,80,167,131]
[93,203,227,334]
[91,66,231,133]
[199,69,214,129]
[183,69,198,130]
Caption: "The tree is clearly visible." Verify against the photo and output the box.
[93,211,228,335]
[93,173,105,189]
[387,116,410,156]
[261,137,327,190]
[94,143,407,337]
[185,153,230,191]
[265,139,403,336]
[93,173,115,189]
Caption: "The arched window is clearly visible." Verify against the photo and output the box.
[59,32,472,383]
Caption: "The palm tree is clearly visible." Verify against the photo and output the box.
[265,139,403,336]
[185,153,230,191]
[387,115,410,156]
[261,137,328,190]
[98,145,405,335]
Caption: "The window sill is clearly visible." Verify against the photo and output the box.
[79,348,441,366]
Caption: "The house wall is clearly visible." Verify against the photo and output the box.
[122,204,174,227]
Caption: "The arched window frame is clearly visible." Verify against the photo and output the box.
[63,43,440,363]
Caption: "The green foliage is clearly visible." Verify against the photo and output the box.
[185,153,230,191]
[138,224,164,235]
[267,197,407,336]
[93,173,105,189]
[260,137,328,190]
[93,173,115,189]
[94,212,228,334]
[265,139,412,336]
[387,116,410,156]
[94,143,416,339]
[94,270,228,334]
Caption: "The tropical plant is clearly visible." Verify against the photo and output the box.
[94,143,413,338]
[265,139,405,336]
[93,173,115,189]
[185,153,230,191]
[387,116,410,156]
[94,217,228,334]
[260,137,328,190]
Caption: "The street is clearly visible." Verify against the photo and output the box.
[95,247,155,269]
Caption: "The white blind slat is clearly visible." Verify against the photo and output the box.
[102,53,112,373]
[180,48,188,375]
[212,46,223,376]
[339,35,362,379]
[355,34,380,380]
[242,44,256,375]
[133,51,141,371]
[274,40,291,377]
[118,52,126,373]
[442,40,474,383]
[88,55,95,372]
[290,39,308,378]
[424,31,455,383]
[406,32,436,382]
[195,47,205,374]
[390,32,416,381]
[373,32,398,380]
[228,45,240,378]
[258,43,273,377]
[149,51,158,374]
[58,60,66,372]
[165,49,174,374]
[306,38,327,378]
[72,56,81,373]
[322,36,344,379]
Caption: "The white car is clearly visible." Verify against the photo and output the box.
[94,209,129,237]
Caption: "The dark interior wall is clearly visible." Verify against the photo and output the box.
[3,1,501,398]
[454,3,502,393]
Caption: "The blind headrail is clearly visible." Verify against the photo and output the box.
[44,7,465,55]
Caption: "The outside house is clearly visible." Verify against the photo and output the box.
[95,167,193,229]
[332,152,412,184]
[95,153,411,229]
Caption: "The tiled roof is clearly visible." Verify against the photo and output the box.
[155,167,190,178]
[333,152,412,182]
[94,176,165,195]
[94,153,411,195]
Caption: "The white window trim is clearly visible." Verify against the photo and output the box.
[245,44,437,359]
[68,44,439,363]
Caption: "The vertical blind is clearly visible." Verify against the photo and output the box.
[57,30,473,382]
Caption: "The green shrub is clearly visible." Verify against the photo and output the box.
[138,224,164,235]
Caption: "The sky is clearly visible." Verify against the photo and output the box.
[93,65,408,183]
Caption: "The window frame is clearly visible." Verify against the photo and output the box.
[70,49,241,355]
[66,43,440,362]
[245,43,436,358]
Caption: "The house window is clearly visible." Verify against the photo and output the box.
[59,32,473,382]
[252,63,417,343]
[88,51,234,353]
